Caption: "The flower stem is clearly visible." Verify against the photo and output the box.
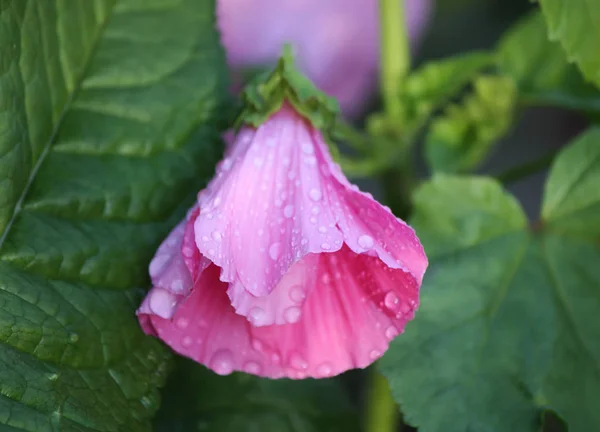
[365,368,399,432]
[379,0,410,117]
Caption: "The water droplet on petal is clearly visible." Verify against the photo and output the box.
[149,255,169,278]
[321,243,331,250]
[317,363,333,377]
[269,242,281,260]
[290,353,308,370]
[213,196,222,207]
[221,158,232,171]
[283,205,294,218]
[322,273,331,284]
[289,286,306,303]
[309,188,322,201]
[358,235,374,249]
[284,307,301,323]
[370,350,382,360]
[171,279,184,292]
[210,350,234,375]
[385,326,398,340]
[176,317,189,329]
[271,353,281,364]
[248,307,266,326]
[384,292,400,310]
[211,231,222,242]
[243,361,262,374]
[318,226,327,233]
[181,336,193,347]
[311,206,320,215]
[149,289,178,319]
[253,157,264,167]
[302,142,314,154]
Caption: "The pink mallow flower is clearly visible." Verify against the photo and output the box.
[218,0,433,117]
[137,103,428,379]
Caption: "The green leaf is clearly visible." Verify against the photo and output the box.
[498,11,600,113]
[539,0,600,88]
[154,358,361,432]
[380,129,600,432]
[425,75,517,173]
[0,0,228,430]
[398,52,494,129]
[238,45,339,132]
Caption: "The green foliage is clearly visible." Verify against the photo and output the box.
[380,129,600,432]
[398,52,494,129]
[539,0,600,88]
[498,11,600,112]
[155,358,360,432]
[0,0,228,430]
[425,75,517,173]
[238,45,339,132]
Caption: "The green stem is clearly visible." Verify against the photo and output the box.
[380,0,410,117]
[496,150,559,184]
[365,369,400,432]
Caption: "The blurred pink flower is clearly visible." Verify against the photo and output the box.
[138,103,427,378]
[218,0,432,116]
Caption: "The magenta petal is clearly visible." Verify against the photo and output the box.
[139,245,418,379]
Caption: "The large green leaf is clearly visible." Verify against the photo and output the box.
[497,11,600,113]
[380,129,600,432]
[0,1,228,430]
[154,358,361,432]
[539,0,600,88]
[425,75,516,174]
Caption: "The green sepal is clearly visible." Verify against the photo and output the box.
[236,45,340,132]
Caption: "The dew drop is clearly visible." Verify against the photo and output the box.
[244,361,262,374]
[290,353,308,370]
[384,292,400,310]
[248,307,266,326]
[210,350,234,375]
[284,307,301,324]
[269,242,281,260]
[149,255,169,278]
[302,142,314,154]
[252,339,264,352]
[221,158,232,171]
[253,157,264,167]
[309,188,322,201]
[322,273,331,284]
[171,279,184,292]
[211,231,222,242]
[358,235,374,249]
[289,286,306,303]
[176,317,189,329]
[311,206,320,215]
[68,333,79,343]
[385,325,398,341]
[283,205,294,218]
[310,216,317,224]
[370,349,382,360]
[318,226,327,233]
[181,336,193,347]
[321,242,331,250]
[182,246,194,257]
[317,362,333,377]
[149,289,177,319]
[271,353,281,364]
[213,196,222,207]
[201,235,209,242]
[47,373,59,382]
[282,157,291,166]
[140,396,152,409]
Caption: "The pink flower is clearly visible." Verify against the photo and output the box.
[137,103,428,378]
[218,0,433,116]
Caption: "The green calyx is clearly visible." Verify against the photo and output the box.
[235,45,340,132]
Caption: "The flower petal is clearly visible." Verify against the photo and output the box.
[139,245,419,379]
[194,106,345,297]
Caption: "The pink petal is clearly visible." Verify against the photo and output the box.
[139,245,418,379]
[217,0,432,116]
[193,104,426,326]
